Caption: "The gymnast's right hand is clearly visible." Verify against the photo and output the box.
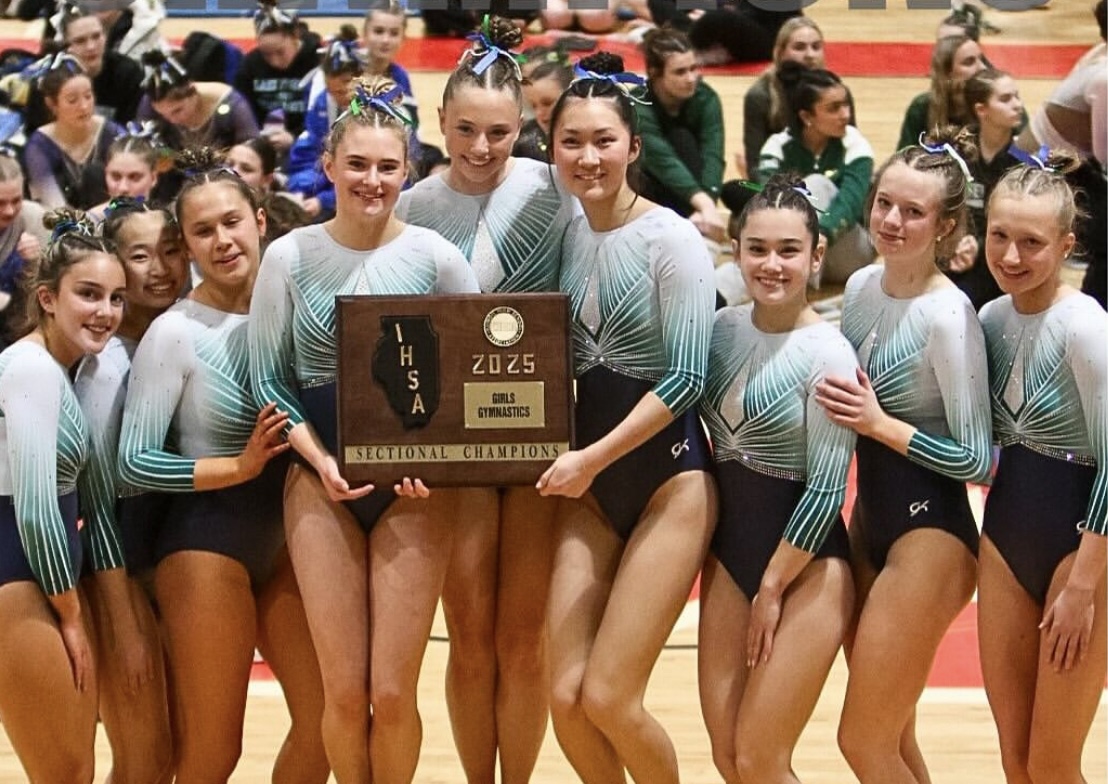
[316,455,375,503]
[239,402,291,481]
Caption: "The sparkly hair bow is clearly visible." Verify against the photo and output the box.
[24,51,83,85]
[342,82,414,127]
[1008,143,1057,172]
[572,64,649,104]
[141,54,189,92]
[320,35,363,73]
[124,120,161,143]
[918,133,973,183]
[49,216,95,245]
[48,0,82,44]
[254,0,298,36]
[462,16,523,78]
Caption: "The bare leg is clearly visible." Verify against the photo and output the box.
[1026,550,1107,784]
[84,575,173,784]
[441,487,499,784]
[837,529,976,784]
[284,464,372,784]
[256,547,330,784]
[547,495,625,784]
[978,535,1037,784]
[368,490,457,784]
[0,582,98,783]
[697,555,748,784]
[496,487,558,784]
[579,471,716,784]
[155,551,257,783]
[733,558,853,784]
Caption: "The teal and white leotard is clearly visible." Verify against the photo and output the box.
[73,336,135,572]
[841,265,992,483]
[0,341,89,595]
[118,301,257,490]
[249,223,480,429]
[561,207,715,415]
[981,293,1107,536]
[395,157,574,294]
[702,307,859,552]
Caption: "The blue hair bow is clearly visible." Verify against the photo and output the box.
[49,216,93,244]
[141,55,189,92]
[918,133,973,183]
[463,16,522,78]
[344,83,414,127]
[254,1,297,36]
[322,37,362,73]
[1008,143,1056,171]
[572,64,650,105]
[23,51,83,85]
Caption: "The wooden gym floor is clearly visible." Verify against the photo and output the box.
[0,1,1103,780]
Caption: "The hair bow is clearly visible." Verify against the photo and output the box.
[1007,143,1057,172]
[254,1,297,36]
[49,0,82,44]
[49,216,93,244]
[321,36,363,73]
[141,55,188,92]
[571,64,650,105]
[918,133,974,183]
[23,51,83,84]
[103,196,145,219]
[734,179,826,213]
[124,120,161,142]
[343,83,414,127]
[462,16,523,78]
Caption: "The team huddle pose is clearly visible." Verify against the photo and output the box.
[0,15,1102,784]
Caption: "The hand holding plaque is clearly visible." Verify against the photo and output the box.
[337,293,575,487]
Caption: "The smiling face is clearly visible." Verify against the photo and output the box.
[105,150,158,200]
[780,25,825,69]
[652,50,700,106]
[324,123,407,221]
[974,75,1023,133]
[178,182,265,291]
[551,96,640,208]
[364,10,404,68]
[868,162,954,266]
[985,193,1075,313]
[800,83,850,142]
[439,84,521,194]
[39,251,126,364]
[738,206,821,311]
[46,74,95,128]
[116,211,187,313]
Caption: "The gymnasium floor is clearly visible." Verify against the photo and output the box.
[0,1,1104,781]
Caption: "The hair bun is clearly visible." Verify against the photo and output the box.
[577,51,625,76]
[483,15,524,51]
[140,48,168,68]
[921,124,980,166]
[173,146,226,176]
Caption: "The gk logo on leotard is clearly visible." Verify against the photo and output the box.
[909,500,930,518]
[371,316,441,429]
[671,439,690,459]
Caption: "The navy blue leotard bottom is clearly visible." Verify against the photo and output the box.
[712,459,850,600]
[117,491,171,578]
[299,382,397,533]
[983,443,1096,604]
[854,436,979,571]
[0,491,81,588]
[156,455,289,587]
[576,365,712,540]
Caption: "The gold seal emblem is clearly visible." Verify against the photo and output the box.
[483,306,525,348]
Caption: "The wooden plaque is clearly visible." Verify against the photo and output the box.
[336,293,575,486]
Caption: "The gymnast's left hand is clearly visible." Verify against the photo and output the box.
[815,368,886,438]
[394,477,431,498]
[1040,584,1096,672]
[536,450,597,498]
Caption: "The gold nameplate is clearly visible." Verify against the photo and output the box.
[464,382,546,429]
[345,442,569,463]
